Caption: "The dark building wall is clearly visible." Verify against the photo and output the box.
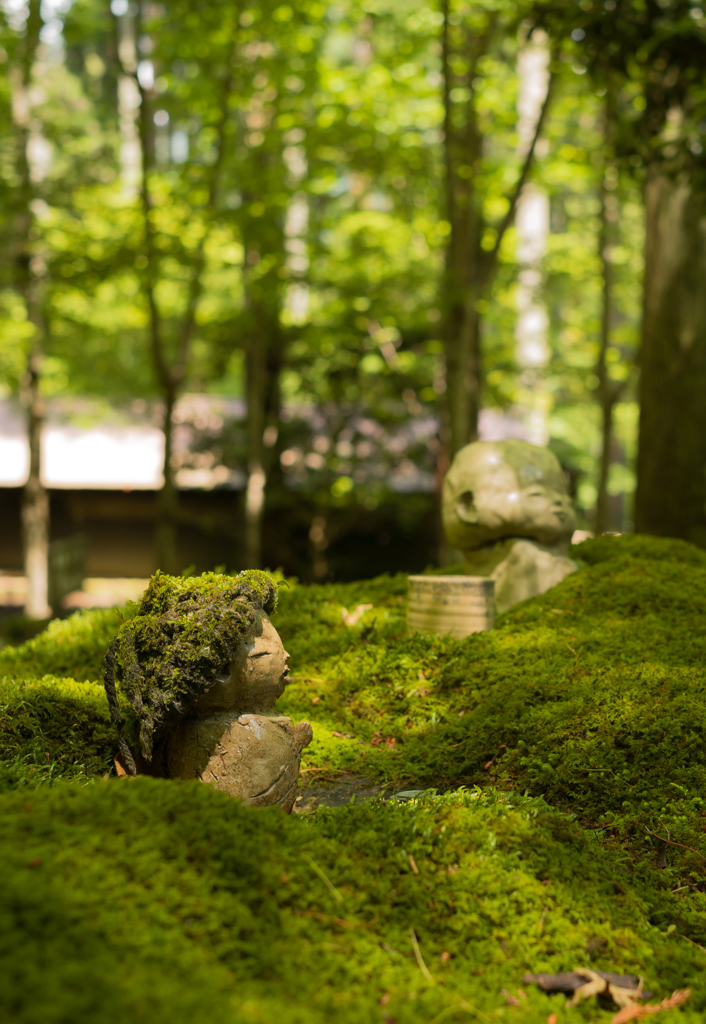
[0,488,241,578]
[0,486,438,581]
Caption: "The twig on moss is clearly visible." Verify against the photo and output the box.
[302,852,344,903]
[679,932,706,954]
[410,926,434,984]
[644,824,706,864]
[426,999,491,1023]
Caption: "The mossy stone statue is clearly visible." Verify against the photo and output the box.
[442,440,577,613]
[103,569,311,812]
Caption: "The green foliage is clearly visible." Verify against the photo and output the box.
[105,570,278,761]
[0,0,658,534]
[1,779,704,1023]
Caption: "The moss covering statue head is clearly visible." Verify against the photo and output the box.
[103,569,278,773]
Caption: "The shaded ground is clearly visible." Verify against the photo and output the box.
[293,772,441,812]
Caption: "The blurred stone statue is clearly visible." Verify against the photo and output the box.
[104,569,312,813]
[442,440,577,613]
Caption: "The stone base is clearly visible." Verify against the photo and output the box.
[167,713,310,813]
[462,537,578,614]
[407,575,494,638]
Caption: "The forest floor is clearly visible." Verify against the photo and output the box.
[1,534,705,1023]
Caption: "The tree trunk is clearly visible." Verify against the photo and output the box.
[595,397,614,535]
[635,171,706,543]
[156,385,179,574]
[22,349,51,619]
[595,168,618,536]
[126,14,232,576]
[439,6,554,460]
[12,0,50,619]
[244,340,268,569]
[443,297,481,456]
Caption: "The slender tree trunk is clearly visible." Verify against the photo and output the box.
[444,297,481,455]
[595,168,618,535]
[440,0,482,457]
[439,4,554,459]
[635,170,706,543]
[120,8,234,573]
[22,347,51,618]
[244,341,267,568]
[242,288,285,569]
[156,383,178,573]
[12,0,50,619]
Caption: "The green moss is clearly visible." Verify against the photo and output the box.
[1,779,704,1023]
[0,675,116,790]
[3,535,706,1016]
[571,532,706,568]
[274,539,706,880]
[105,569,278,763]
[0,605,135,682]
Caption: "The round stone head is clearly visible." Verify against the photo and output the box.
[442,440,576,551]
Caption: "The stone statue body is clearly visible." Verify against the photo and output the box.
[167,615,312,813]
[442,440,578,613]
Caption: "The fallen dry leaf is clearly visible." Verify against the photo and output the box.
[611,989,691,1023]
[370,732,396,749]
[341,603,373,626]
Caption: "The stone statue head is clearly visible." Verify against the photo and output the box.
[442,439,576,552]
[194,612,291,716]
[103,569,281,772]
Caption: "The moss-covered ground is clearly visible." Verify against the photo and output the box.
[1,534,706,1021]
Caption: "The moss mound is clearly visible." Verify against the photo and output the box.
[2,779,704,1023]
[0,675,115,790]
[4,534,706,864]
[2,535,706,1016]
[266,537,706,868]
[0,605,135,682]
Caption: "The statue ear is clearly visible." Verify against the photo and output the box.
[456,490,479,525]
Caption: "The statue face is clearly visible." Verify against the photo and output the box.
[230,615,291,709]
[442,440,576,551]
[194,613,291,714]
